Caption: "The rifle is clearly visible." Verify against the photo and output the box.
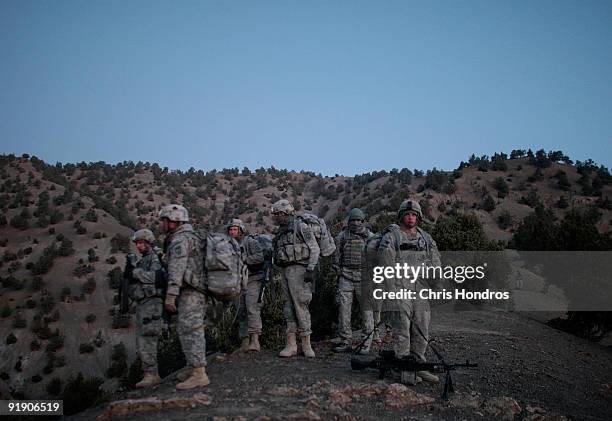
[119,253,138,314]
[154,248,174,324]
[351,350,477,399]
[257,258,272,303]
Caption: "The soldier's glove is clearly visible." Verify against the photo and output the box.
[132,268,144,281]
[164,293,178,313]
[331,265,340,275]
[126,253,138,267]
[304,269,314,283]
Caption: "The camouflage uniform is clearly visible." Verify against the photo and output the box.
[333,225,375,350]
[130,249,163,374]
[237,235,266,338]
[378,226,441,362]
[165,224,207,369]
[274,218,320,336]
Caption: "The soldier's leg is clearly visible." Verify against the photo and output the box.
[411,298,438,383]
[245,278,263,335]
[135,298,162,374]
[279,267,298,357]
[373,310,382,343]
[177,289,207,368]
[246,278,263,352]
[410,298,431,362]
[354,282,374,352]
[336,276,354,345]
[280,267,298,335]
[285,265,312,336]
[380,310,411,358]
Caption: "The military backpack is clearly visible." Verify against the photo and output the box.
[295,212,336,257]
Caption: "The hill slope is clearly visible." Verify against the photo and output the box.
[0,151,610,401]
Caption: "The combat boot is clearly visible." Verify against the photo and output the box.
[176,368,192,382]
[176,366,210,390]
[249,333,260,352]
[241,336,250,352]
[400,371,422,386]
[417,370,440,384]
[135,372,161,388]
[301,335,316,358]
[332,342,352,353]
[278,333,298,357]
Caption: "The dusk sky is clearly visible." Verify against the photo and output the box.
[1,0,611,175]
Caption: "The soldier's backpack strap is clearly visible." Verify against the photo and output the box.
[381,224,402,253]
[415,227,430,253]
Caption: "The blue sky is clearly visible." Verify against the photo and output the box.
[1,0,611,175]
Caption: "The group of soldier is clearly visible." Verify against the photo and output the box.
[126,198,441,390]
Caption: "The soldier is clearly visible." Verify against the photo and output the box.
[271,199,320,358]
[130,229,163,388]
[159,204,209,389]
[378,199,441,385]
[332,208,375,354]
[227,218,265,353]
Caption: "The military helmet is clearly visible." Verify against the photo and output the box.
[158,204,189,222]
[271,199,295,215]
[398,199,423,220]
[132,229,155,244]
[227,218,246,233]
[347,208,365,221]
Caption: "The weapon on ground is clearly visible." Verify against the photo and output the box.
[351,350,477,399]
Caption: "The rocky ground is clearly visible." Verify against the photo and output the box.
[68,310,612,421]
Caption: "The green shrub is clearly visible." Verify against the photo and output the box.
[79,343,95,354]
[61,372,105,416]
[497,210,513,230]
[481,195,496,212]
[46,377,62,396]
[82,277,96,294]
[6,332,17,345]
[106,343,128,378]
[492,177,509,198]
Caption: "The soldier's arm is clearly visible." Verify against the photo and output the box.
[332,231,343,267]
[244,236,264,266]
[133,254,161,284]
[426,235,444,290]
[300,223,320,271]
[428,237,441,267]
[377,231,397,268]
[166,239,188,296]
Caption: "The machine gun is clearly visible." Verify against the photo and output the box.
[119,253,138,314]
[351,350,478,399]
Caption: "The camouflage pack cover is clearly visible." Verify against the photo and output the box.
[246,233,274,262]
[194,230,244,301]
[295,212,336,257]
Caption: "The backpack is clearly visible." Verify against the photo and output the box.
[361,224,401,312]
[246,234,274,264]
[295,213,336,257]
[196,230,244,301]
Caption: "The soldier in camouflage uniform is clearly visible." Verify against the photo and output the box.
[378,199,441,385]
[160,204,209,389]
[227,218,266,353]
[332,208,376,354]
[271,199,320,358]
[130,229,163,388]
